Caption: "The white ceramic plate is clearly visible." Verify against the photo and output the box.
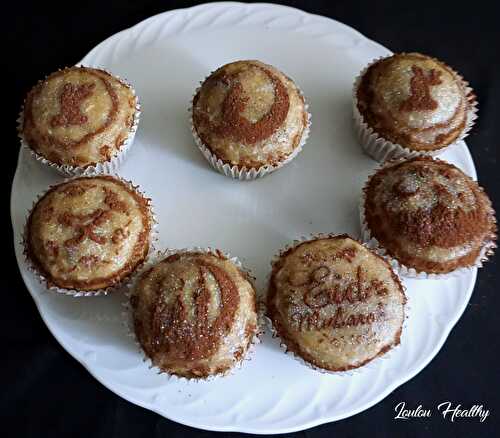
[11,2,479,434]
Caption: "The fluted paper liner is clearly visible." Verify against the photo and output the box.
[123,247,264,382]
[189,77,311,180]
[22,175,157,297]
[18,66,141,176]
[264,233,407,376]
[352,55,478,162]
[359,158,497,279]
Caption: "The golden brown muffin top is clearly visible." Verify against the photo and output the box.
[364,157,496,274]
[357,53,471,151]
[23,67,137,168]
[26,176,152,291]
[132,251,258,378]
[267,236,405,372]
[192,60,307,169]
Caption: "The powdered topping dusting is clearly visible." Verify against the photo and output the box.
[357,53,468,151]
[268,236,405,371]
[385,162,476,214]
[132,252,257,378]
[399,66,443,112]
[193,60,307,168]
[50,82,96,127]
[23,67,136,167]
[210,65,289,143]
[364,157,496,273]
[27,176,151,290]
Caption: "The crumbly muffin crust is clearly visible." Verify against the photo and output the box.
[131,251,258,378]
[364,157,497,274]
[267,235,406,372]
[26,176,152,291]
[23,67,137,168]
[192,60,307,169]
[357,53,472,151]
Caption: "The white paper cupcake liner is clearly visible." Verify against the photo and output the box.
[352,55,478,162]
[123,247,264,382]
[22,174,157,297]
[189,79,311,180]
[18,66,141,176]
[359,158,497,279]
[265,233,407,376]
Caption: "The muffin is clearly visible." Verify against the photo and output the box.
[361,157,497,276]
[191,60,310,179]
[21,66,140,175]
[267,235,406,372]
[24,175,153,295]
[131,250,258,378]
[354,53,476,161]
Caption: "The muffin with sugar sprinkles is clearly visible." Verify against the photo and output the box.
[131,250,258,379]
[267,235,406,372]
[354,53,476,161]
[362,157,497,276]
[21,66,139,175]
[191,60,310,179]
[24,175,153,295]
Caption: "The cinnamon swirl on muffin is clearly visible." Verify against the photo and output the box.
[131,251,258,378]
[192,60,309,178]
[362,157,496,275]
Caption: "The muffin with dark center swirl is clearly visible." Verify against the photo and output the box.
[131,251,258,378]
[362,156,496,275]
[191,60,309,178]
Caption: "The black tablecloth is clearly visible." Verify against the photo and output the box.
[5,1,499,437]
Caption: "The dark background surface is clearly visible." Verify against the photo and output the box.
[5,1,499,437]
